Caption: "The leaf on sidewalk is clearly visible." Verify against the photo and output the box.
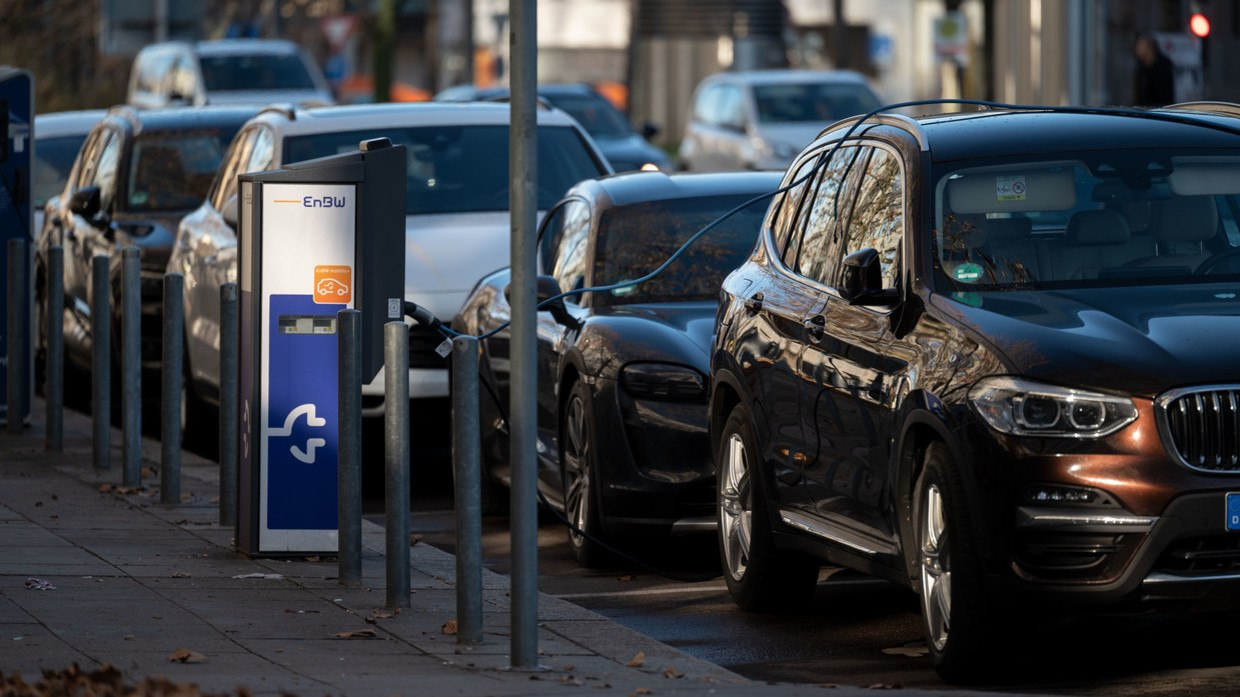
[24,578,56,591]
[625,650,646,668]
[167,648,206,663]
[617,575,635,582]
[630,688,653,696]
[441,619,458,635]
[231,572,284,580]
[662,666,683,679]
[333,629,377,639]
[171,571,191,578]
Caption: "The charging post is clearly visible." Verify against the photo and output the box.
[1,67,32,430]
[236,138,404,556]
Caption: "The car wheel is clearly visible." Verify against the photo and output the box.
[716,403,819,611]
[915,441,995,682]
[560,379,607,568]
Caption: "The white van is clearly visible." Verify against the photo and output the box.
[127,39,334,109]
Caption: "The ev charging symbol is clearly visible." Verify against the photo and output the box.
[269,403,327,464]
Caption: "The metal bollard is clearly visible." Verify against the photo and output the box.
[452,335,483,644]
[7,238,28,434]
[161,273,183,504]
[121,247,141,487]
[384,322,410,609]
[337,309,362,586]
[45,246,64,451]
[91,255,111,470]
[218,282,238,527]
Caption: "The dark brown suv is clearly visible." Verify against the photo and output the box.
[709,102,1240,681]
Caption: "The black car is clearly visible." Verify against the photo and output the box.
[710,102,1240,681]
[36,104,257,405]
[453,170,779,566]
[435,82,671,173]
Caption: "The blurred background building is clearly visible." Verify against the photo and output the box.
[2,0,1236,150]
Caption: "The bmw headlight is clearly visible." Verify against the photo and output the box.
[620,362,706,401]
[968,377,1137,438]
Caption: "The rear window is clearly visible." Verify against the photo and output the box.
[284,124,606,214]
[126,130,236,211]
[753,82,882,124]
[199,53,317,91]
[593,193,767,304]
[34,135,88,207]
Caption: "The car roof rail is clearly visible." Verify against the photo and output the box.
[257,103,298,121]
[819,111,929,151]
[483,94,554,110]
[1159,101,1240,118]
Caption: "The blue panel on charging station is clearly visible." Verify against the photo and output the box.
[266,294,345,530]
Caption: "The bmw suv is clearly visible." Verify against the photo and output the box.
[709,101,1240,681]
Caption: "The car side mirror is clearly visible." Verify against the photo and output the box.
[507,275,578,327]
[221,194,239,229]
[840,248,899,306]
[68,186,103,221]
[641,122,659,140]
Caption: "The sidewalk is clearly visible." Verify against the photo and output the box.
[0,402,985,697]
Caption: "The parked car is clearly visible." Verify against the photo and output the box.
[35,104,258,407]
[435,83,671,173]
[679,69,882,172]
[127,39,334,109]
[709,101,1240,681]
[33,109,106,236]
[453,170,779,566]
[169,101,611,424]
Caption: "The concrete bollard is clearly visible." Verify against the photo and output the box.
[45,246,64,451]
[452,335,483,644]
[91,255,111,470]
[337,309,362,587]
[121,247,141,487]
[161,273,183,504]
[384,322,410,609]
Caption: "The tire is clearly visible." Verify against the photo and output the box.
[914,441,999,682]
[560,379,607,568]
[716,403,819,611]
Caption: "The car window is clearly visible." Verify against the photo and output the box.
[837,145,903,288]
[71,129,103,190]
[717,85,745,130]
[543,92,630,139]
[752,82,882,124]
[247,127,274,173]
[211,128,255,210]
[127,131,233,211]
[93,129,123,212]
[284,124,604,214]
[784,143,868,285]
[771,154,821,257]
[693,85,720,125]
[594,193,768,304]
[551,198,593,301]
[34,134,88,207]
[198,53,318,91]
[170,54,197,100]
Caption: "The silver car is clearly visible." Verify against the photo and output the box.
[678,69,882,172]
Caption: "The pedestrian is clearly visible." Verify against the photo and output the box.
[1132,33,1176,107]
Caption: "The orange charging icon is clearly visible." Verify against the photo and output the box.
[313,265,352,304]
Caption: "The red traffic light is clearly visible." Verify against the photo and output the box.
[1190,12,1211,38]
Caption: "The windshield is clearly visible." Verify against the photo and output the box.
[126,130,235,211]
[753,82,882,124]
[199,53,318,91]
[593,193,767,304]
[284,125,605,214]
[542,92,631,139]
[34,135,87,207]
[932,151,1240,292]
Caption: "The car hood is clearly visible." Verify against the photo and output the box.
[933,285,1240,397]
[594,301,717,368]
[404,211,533,323]
[593,134,669,171]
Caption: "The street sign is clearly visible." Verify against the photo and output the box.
[934,12,969,65]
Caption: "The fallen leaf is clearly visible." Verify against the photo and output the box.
[123,634,136,641]
[369,608,398,620]
[662,666,683,679]
[306,556,321,562]
[171,572,191,578]
[141,467,156,478]
[561,676,584,686]
[626,651,646,668]
[881,644,928,657]
[98,484,113,493]
[441,619,458,635]
[24,578,56,591]
[631,689,653,696]
[334,629,377,639]
[410,533,423,545]
[618,574,635,582]
[167,648,206,663]
[231,572,284,580]
[864,683,901,690]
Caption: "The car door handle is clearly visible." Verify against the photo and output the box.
[744,292,763,312]
[803,315,826,338]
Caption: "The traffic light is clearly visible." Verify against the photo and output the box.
[1190,11,1211,38]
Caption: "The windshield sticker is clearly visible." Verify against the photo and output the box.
[996,175,1027,202]
[952,262,984,283]
[951,291,983,307]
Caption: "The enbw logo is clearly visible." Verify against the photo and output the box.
[302,195,347,208]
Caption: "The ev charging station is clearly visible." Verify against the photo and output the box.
[237,138,405,556]
[0,67,32,427]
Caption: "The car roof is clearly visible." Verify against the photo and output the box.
[581,170,783,208]
[35,110,108,138]
[250,101,585,134]
[140,38,304,56]
[102,104,264,135]
[890,107,1240,162]
[704,69,873,87]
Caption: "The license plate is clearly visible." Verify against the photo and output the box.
[1227,492,1240,531]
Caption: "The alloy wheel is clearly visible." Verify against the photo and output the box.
[562,392,591,547]
[920,482,951,651]
[719,431,753,581]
